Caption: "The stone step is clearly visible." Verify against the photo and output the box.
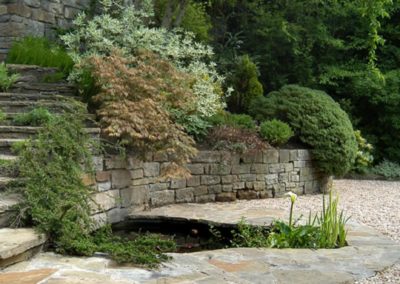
[0,177,21,192]
[1,113,98,127]
[0,155,18,178]
[0,92,81,102]
[10,82,76,95]
[0,228,46,268]
[0,193,21,228]
[0,126,101,139]
[0,100,78,113]
[7,64,62,84]
[0,139,24,155]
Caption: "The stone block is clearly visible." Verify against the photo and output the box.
[150,190,175,207]
[241,152,263,163]
[130,169,144,180]
[91,212,107,229]
[132,177,157,186]
[269,164,285,174]
[208,184,222,194]
[195,194,215,203]
[298,149,311,161]
[44,3,63,15]
[259,191,270,199]
[289,150,298,161]
[279,150,290,163]
[176,188,194,203]
[90,190,119,213]
[187,176,200,187]
[193,186,208,196]
[111,170,131,189]
[143,162,160,177]
[209,164,231,175]
[220,151,240,165]
[92,156,104,171]
[186,164,204,175]
[239,174,256,182]
[0,6,6,16]
[231,164,251,174]
[279,173,289,183]
[245,182,253,189]
[96,171,111,183]
[148,182,169,192]
[216,192,236,202]
[64,6,81,19]
[222,184,233,192]
[31,8,56,24]
[191,151,220,163]
[97,181,111,192]
[284,163,294,172]
[251,164,268,174]
[237,190,258,200]
[127,156,144,170]
[120,186,148,207]
[263,149,279,163]
[253,181,266,191]
[105,156,127,170]
[7,4,32,18]
[294,161,306,168]
[170,178,186,189]
[201,175,221,185]
[266,174,278,184]
[221,175,237,184]
[24,0,41,7]
[82,173,95,186]
[232,182,245,190]
[106,208,130,224]
[290,173,300,182]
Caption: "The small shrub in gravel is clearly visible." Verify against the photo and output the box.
[373,160,400,180]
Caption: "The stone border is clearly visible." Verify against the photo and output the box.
[87,149,330,225]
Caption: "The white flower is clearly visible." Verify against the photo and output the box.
[285,191,297,203]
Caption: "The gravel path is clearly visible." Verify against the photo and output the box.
[236,179,400,283]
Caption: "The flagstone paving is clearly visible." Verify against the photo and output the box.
[1,200,399,284]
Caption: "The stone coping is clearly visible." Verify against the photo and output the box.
[0,201,398,283]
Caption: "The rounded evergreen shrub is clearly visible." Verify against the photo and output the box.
[259,119,293,146]
[249,85,357,176]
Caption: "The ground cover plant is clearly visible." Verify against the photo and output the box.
[13,107,175,267]
[0,63,19,91]
[7,37,73,75]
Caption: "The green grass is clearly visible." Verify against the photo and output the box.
[13,107,53,126]
[7,37,73,75]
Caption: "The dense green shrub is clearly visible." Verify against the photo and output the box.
[226,55,263,113]
[7,37,73,74]
[13,108,53,126]
[208,112,255,129]
[259,119,293,146]
[373,160,400,180]
[249,85,357,176]
[0,63,19,91]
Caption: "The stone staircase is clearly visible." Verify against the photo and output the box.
[0,64,100,269]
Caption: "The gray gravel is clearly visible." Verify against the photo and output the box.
[236,179,400,283]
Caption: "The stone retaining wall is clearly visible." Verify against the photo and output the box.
[0,0,90,60]
[87,149,330,224]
